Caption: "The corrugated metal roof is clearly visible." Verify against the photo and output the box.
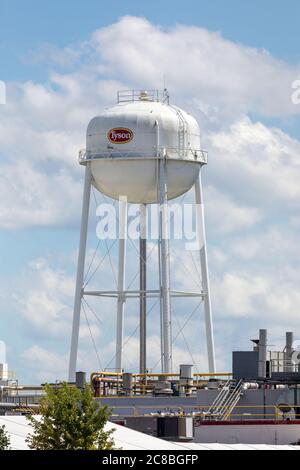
[1,416,299,451]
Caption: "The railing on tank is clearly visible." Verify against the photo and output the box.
[79,147,208,165]
[117,89,170,104]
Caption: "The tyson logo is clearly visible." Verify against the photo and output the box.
[107,128,133,144]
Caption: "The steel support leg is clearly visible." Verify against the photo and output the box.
[68,164,92,382]
[115,197,128,372]
[195,171,216,373]
[139,204,147,375]
[159,157,172,374]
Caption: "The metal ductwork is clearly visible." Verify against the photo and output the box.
[285,332,294,373]
[258,329,267,378]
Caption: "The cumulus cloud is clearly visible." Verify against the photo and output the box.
[21,346,68,383]
[16,258,101,344]
[205,185,263,234]
[18,258,74,338]
[207,117,300,211]
[0,16,299,230]
[27,43,83,68]
[213,268,300,324]
[230,227,300,264]
[92,16,300,119]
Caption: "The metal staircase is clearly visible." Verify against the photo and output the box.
[206,379,244,421]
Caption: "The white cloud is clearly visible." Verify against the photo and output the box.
[205,185,263,234]
[0,163,83,229]
[27,43,83,68]
[213,269,300,324]
[0,16,299,230]
[230,227,300,263]
[18,259,73,338]
[17,258,101,342]
[21,346,67,383]
[207,117,300,211]
[92,16,300,118]
[213,272,269,317]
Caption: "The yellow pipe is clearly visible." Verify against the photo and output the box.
[91,371,231,376]
[91,371,232,381]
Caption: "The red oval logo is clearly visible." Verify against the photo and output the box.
[107,127,133,144]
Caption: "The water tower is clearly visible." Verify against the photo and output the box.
[68,90,216,382]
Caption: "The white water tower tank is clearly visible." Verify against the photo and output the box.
[81,90,206,204]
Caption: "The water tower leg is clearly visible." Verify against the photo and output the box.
[194,171,216,374]
[139,204,147,375]
[115,197,128,373]
[159,157,172,374]
[68,164,92,382]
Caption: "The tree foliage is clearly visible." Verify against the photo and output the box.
[26,383,115,450]
[0,425,10,450]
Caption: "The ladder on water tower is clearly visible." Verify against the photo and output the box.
[170,106,188,158]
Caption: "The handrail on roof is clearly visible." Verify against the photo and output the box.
[117,89,170,104]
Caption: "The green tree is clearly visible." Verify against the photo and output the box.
[26,382,116,450]
[0,425,10,450]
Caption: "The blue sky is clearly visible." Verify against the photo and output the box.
[1,1,300,64]
[0,1,300,383]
